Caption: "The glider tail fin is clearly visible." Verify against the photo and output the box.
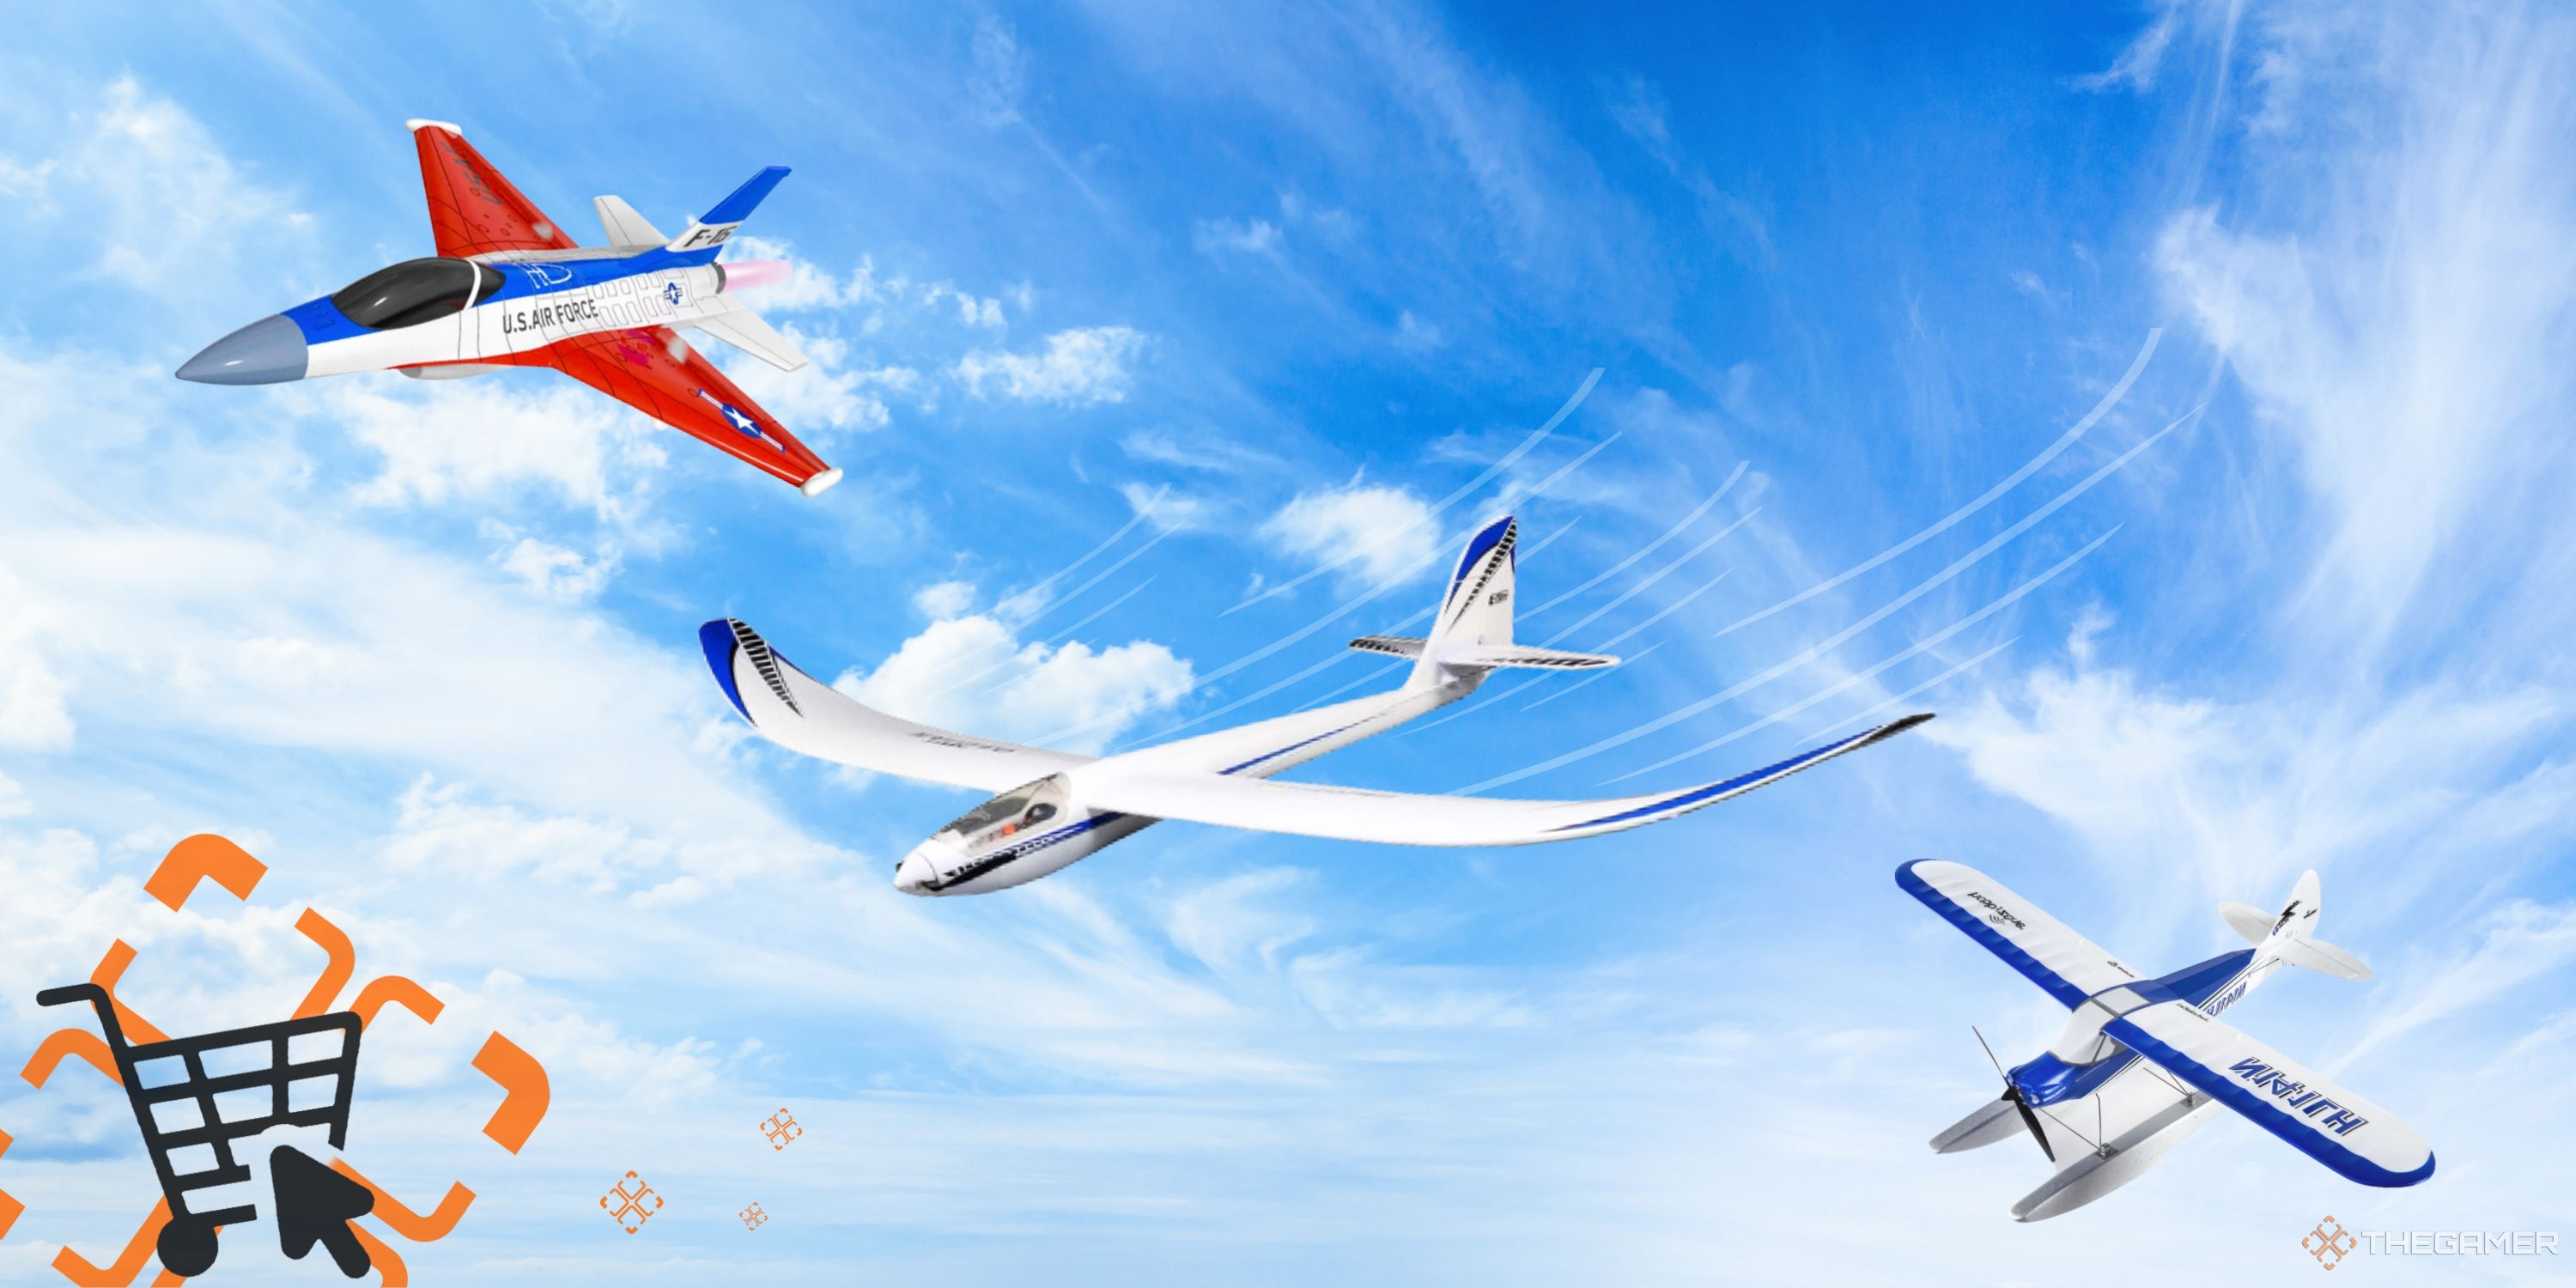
[659,166,791,265]
[2221,869,2372,981]
[1400,515,1617,688]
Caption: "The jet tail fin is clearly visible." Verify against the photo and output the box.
[661,166,791,264]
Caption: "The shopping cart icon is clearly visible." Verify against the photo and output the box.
[36,982,372,1279]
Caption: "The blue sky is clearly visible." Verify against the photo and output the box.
[2,1,2573,1283]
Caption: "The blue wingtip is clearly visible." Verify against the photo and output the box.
[701,166,791,226]
[698,619,751,720]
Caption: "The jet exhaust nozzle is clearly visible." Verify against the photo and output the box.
[720,258,792,293]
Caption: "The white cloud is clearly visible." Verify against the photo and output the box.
[913,579,976,618]
[1194,217,1282,256]
[2074,2,2180,93]
[719,237,899,313]
[328,377,664,519]
[1121,427,1280,475]
[956,326,1150,406]
[1260,482,1443,590]
[494,536,617,601]
[0,559,76,750]
[57,76,312,294]
[1121,481,1211,532]
[924,282,1006,327]
[1394,309,1443,351]
[843,613,1193,754]
[968,13,1028,127]
[721,325,924,434]
[2153,3,2576,655]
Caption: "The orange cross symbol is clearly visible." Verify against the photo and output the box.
[761,1109,802,1151]
[739,1203,768,1231]
[600,1172,662,1235]
[2305,1215,2358,1269]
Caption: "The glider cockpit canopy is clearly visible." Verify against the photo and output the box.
[937,776,1069,854]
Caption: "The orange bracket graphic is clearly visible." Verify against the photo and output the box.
[21,1030,118,1090]
[470,1033,549,1155]
[51,1198,166,1288]
[331,1159,474,1242]
[0,1129,18,1242]
[292,908,357,1019]
[142,835,264,912]
[83,942,168,1047]
[350,977,444,1030]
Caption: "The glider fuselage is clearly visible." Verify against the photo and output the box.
[891,677,1480,896]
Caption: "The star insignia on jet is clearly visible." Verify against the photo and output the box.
[663,282,683,307]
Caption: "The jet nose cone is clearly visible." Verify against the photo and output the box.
[177,314,309,385]
[893,850,939,896]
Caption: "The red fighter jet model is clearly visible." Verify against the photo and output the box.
[179,120,841,496]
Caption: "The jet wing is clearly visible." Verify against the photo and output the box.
[1898,859,2146,1008]
[1070,714,1930,848]
[701,619,1091,793]
[406,120,583,258]
[514,325,839,494]
[2102,999,2434,1188]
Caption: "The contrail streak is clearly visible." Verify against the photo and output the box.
[1595,570,1729,651]
[1295,659,1406,712]
[1224,369,1604,617]
[1540,512,1755,645]
[1522,465,1746,619]
[1007,522,1178,631]
[1425,564,1734,727]
[1808,636,2017,738]
[1449,410,2188,796]
[1711,329,2160,639]
[1060,410,1626,746]
[1045,578,1156,644]
[1606,532,2113,781]
[996,484,1169,618]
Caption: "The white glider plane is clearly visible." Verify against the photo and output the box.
[702,515,1932,895]
[1900,859,2434,1220]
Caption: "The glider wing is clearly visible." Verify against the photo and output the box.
[1897,859,2147,1008]
[2103,1000,2434,1188]
[1071,714,1929,847]
[701,619,1091,793]
[406,121,583,258]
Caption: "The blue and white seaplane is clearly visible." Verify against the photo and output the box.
[1901,860,2434,1219]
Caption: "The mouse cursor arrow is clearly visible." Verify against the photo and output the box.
[270,1145,376,1279]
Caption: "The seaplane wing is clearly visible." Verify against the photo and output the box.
[406,120,583,258]
[699,618,1091,792]
[1898,859,2147,1007]
[516,325,837,492]
[2101,1000,2434,1187]
[1073,714,1931,847]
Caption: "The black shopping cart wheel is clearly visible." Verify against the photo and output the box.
[156,1215,219,1279]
